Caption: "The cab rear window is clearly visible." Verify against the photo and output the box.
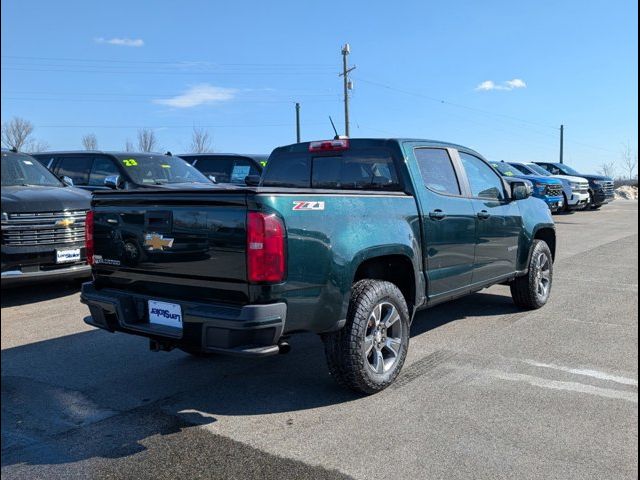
[262,151,401,190]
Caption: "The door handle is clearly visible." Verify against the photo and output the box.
[477,210,491,220]
[429,210,446,220]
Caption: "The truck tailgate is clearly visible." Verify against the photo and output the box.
[91,190,249,303]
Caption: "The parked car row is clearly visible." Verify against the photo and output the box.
[1,144,614,290]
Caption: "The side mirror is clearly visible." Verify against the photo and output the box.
[208,175,217,183]
[104,175,123,190]
[511,180,533,200]
[245,175,261,186]
[61,176,74,187]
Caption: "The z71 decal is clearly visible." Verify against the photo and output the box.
[292,201,325,211]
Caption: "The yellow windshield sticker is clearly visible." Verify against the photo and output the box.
[161,164,171,168]
[260,161,267,167]
[122,159,138,167]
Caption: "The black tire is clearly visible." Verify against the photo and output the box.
[562,194,573,213]
[323,280,410,394]
[587,191,602,210]
[510,240,553,309]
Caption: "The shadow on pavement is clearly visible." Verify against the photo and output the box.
[1,282,82,308]
[2,290,519,468]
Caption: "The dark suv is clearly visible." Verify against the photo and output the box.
[1,150,91,286]
[33,151,214,191]
[534,162,614,209]
[179,153,267,185]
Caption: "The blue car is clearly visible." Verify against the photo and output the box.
[490,161,565,213]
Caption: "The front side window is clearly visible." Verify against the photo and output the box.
[57,156,93,185]
[89,156,120,186]
[191,157,259,184]
[460,152,505,200]
[115,154,211,185]
[414,148,460,195]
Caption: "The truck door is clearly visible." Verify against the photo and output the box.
[456,151,521,285]
[408,147,477,301]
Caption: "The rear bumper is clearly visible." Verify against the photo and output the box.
[80,282,286,357]
[1,264,90,287]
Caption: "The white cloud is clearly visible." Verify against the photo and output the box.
[476,78,527,91]
[153,84,237,108]
[95,37,144,47]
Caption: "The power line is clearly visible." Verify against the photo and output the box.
[1,54,337,67]
[354,76,619,155]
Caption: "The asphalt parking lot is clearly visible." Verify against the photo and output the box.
[2,201,638,480]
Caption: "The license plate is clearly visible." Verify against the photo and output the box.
[56,248,81,263]
[148,300,183,329]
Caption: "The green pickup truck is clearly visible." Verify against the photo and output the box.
[81,138,556,393]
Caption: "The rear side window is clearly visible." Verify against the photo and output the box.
[414,148,460,195]
[261,155,311,188]
[311,153,400,190]
[57,156,93,185]
[89,156,120,186]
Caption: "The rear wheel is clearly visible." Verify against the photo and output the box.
[323,280,410,394]
[510,240,553,309]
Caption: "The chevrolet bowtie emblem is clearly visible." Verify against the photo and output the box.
[144,233,174,251]
[55,218,75,228]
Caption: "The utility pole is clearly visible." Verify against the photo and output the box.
[339,43,356,137]
[559,124,564,164]
[295,102,301,143]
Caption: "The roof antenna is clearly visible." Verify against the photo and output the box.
[165,151,172,156]
[329,116,339,140]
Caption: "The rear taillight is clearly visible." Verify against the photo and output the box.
[85,210,94,265]
[308,139,349,152]
[247,211,285,283]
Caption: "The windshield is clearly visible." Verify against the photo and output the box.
[509,163,537,175]
[490,162,519,177]
[115,154,212,185]
[557,164,582,176]
[526,163,552,176]
[1,153,63,187]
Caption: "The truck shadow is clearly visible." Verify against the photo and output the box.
[1,291,518,468]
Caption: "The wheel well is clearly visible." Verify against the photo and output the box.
[534,228,556,260]
[353,255,416,308]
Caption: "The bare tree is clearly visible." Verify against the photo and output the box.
[81,133,98,150]
[189,127,213,153]
[621,141,638,180]
[1,117,35,150]
[124,139,135,152]
[25,139,50,153]
[598,160,617,179]
[137,128,159,152]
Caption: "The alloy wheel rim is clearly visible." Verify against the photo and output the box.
[364,302,403,375]
[535,252,551,300]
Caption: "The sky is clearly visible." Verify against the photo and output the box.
[1,0,638,174]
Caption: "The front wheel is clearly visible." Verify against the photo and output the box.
[510,240,553,309]
[323,280,410,394]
